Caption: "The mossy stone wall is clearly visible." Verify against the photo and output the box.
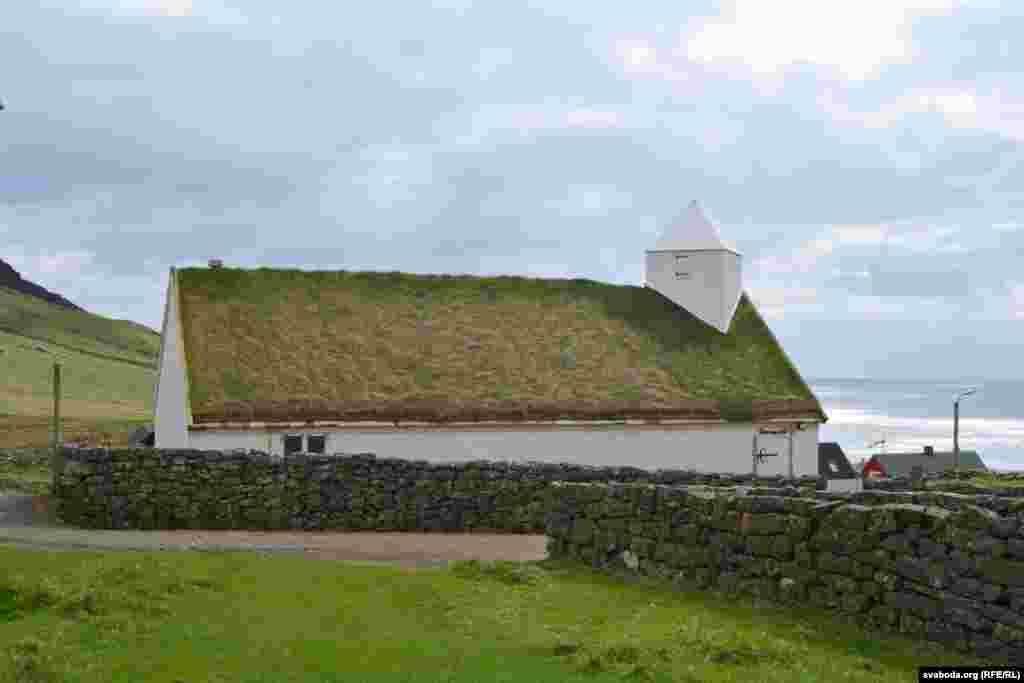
[49,448,1024,662]
[545,482,1024,664]
[49,448,821,532]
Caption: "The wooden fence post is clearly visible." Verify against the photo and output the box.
[50,362,65,483]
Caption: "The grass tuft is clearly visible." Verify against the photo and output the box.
[449,559,549,586]
[414,367,434,388]
[4,636,59,683]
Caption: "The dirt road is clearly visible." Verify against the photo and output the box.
[0,492,549,568]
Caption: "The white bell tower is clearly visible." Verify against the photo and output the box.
[644,200,742,334]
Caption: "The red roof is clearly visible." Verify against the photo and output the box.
[862,456,886,477]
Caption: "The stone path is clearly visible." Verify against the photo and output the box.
[0,492,549,568]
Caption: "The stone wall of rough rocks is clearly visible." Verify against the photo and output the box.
[47,448,1024,660]
[50,448,822,532]
[544,482,1024,664]
[0,448,55,494]
[0,448,53,467]
[867,472,1024,498]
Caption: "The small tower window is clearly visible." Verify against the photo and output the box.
[674,255,691,280]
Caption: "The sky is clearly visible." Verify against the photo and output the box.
[2,0,1023,381]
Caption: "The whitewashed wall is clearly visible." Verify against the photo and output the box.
[752,425,819,477]
[720,251,742,327]
[645,249,741,334]
[153,269,189,449]
[188,423,821,476]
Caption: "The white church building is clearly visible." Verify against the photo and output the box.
[153,201,828,477]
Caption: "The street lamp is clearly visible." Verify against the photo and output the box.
[953,388,977,471]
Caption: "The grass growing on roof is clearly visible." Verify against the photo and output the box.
[0,549,987,682]
[176,268,821,420]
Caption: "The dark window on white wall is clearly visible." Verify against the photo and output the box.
[308,435,326,454]
[284,434,303,456]
[674,255,691,280]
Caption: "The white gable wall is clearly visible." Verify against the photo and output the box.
[153,268,190,449]
[645,250,740,333]
[188,423,820,476]
[719,251,742,329]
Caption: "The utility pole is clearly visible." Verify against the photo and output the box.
[50,362,64,479]
[953,388,976,471]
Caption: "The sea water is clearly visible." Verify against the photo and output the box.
[810,377,1024,472]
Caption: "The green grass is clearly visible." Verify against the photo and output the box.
[0,329,156,422]
[176,267,824,422]
[0,548,984,682]
[0,415,153,449]
[0,459,51,495]
[0,286,158,447]
[0,287,159,366]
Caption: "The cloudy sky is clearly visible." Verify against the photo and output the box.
[3,0,1023,381]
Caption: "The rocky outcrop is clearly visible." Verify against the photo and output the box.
[0,258,83,311]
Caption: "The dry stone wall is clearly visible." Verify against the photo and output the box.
[0,448,53,467]
[50,448,820,532]
[868,472,1024,499]
[545,482,1024,664]
[49,448,1024,662]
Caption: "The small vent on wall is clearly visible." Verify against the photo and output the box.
[674,254,690,280]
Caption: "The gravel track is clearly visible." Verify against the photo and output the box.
[0,492,548,568]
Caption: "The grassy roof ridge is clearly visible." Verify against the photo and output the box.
[741,293,820,409]
[175,266,825,422]
[176,267,629,303]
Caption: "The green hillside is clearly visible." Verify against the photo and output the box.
[0,286,159,447]
[0,286,159,365]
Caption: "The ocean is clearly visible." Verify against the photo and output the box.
[808,378,1024,472]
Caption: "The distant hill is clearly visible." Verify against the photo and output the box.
[0,266,161,447]
[0,285,160,365]
[0,258,85,312]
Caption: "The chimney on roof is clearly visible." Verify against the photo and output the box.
[924,445,934,457]
[208,259,223,269]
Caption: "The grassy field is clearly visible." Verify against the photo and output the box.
[0,415,152,450]
[0,549,983,683]
[0,286,159,366]
[0,328,155,422]
[0,285,158,449]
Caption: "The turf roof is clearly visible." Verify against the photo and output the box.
[175,267,826,424]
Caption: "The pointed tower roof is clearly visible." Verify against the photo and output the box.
[649,200,740,254]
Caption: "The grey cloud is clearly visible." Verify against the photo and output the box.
[907,8,1024,84]
[865,267,971,298]
[768,316,1024,381]
[6,1,1024,379]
